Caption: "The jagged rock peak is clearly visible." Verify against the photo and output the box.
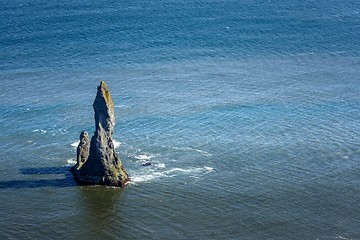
[93,80,116,134]
[71,81,129,187]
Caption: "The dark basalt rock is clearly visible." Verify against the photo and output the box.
[142,162,152,167]
[71,81,129,187]
[76,131,90,168]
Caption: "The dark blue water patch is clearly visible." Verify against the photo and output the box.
[2,0,360,70]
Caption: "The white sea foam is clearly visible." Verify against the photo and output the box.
[192,148,212,156]
[71,141,80,148]
[165,168,197,174]
[129,166,214,184]
[170,146,212,156]
[164,166,214,174]
[316,236,350,240]
[203,166,214,172]
[130,172,163,183]
[134,154,153,161]
[113,140,121,149]
[66,158,76,165]
[114,105,126,108]
[33,129,47,134]
[71,139,120,149]
[156,163,166,169]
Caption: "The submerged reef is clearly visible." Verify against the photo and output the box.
[71,81,129,187]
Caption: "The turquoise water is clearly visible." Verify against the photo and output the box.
[1,0,360,239]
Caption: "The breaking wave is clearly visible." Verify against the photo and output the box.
[113,140,121,149]
[66,158,76,166]
[134,154,153,161]
[71,141,80,148]
[129,166,214,184]
[70,139,121,149]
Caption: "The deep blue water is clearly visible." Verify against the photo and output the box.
[1,0,360,239]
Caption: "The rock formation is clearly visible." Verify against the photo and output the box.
[71,81,129,187]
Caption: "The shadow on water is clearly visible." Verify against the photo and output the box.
[20,166,70,175]
[0,166,77,189]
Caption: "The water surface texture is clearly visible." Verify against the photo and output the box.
[1,0,360,239]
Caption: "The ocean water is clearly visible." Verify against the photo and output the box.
[1,0,360,239]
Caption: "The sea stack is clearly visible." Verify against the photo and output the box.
[71,81,129,187]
